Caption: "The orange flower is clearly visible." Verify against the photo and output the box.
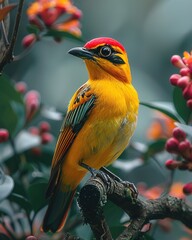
[183,51,192,71]
[138,182,185,200]
[146,112,175,140]
[54,19,81,37]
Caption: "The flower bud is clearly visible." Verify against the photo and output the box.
[22,34,36,48]
[39,121,50,133]
[183,82,192,100]
[171,55,186,68]
[180,67,191,76]
[177,76,190,90]
[165,137,179,153]
[183,182,192,195]
[172,127,186,141]
[25,90,40,123]
[41,132,53,144]
[0,129,9,143]
[187,99,192,110]
[15,82,27,94]
[165,159,179,170]
[178,140,191,159]
[178,140,191,152]
[169,74,181,86]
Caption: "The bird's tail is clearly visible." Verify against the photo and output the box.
[42,185,76,233]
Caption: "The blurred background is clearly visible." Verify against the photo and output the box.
[2,0,192,239]
[7,0,192,141]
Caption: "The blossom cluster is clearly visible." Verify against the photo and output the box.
[22,0,82,48]
[170,51,192,109]
[165,127,192,195]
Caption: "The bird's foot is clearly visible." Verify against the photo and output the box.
[100,167,138,199]
[79,163,138,200]
[122,181,138,201]
[79,163,114,189]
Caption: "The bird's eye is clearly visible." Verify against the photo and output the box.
[99,46,112,57]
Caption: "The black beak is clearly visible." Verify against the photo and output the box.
[68,47,94,60]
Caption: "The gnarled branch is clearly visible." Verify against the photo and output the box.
[78,174,192,240]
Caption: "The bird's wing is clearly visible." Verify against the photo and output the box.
[46,84,96,198]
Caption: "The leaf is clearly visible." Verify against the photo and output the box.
[143,139,166,161]
[0,75,25,135]
[143,234,156,240]
[27,24,40,35]
[173,87,191,124]
[8,193,32,215]
[104,201,123,227]
[27,181,48,213]
[0,4,17,22]
[0,75,23,104]
[175,122,192,138]
[0,170,14,202]
[45,29,85,42]
[0,95,18,134]
[140,101,183,123]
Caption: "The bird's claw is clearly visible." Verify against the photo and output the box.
[123,181,138,201]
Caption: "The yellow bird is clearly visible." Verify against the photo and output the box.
[42,37,139,232]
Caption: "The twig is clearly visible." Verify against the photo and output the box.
[1,20,9,46]
[0,0,25,72]
[78,173,192,240]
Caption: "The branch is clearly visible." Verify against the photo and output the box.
[78,174,192,240]
[0,0,25,72]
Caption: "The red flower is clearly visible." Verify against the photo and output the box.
[26,0,82,37]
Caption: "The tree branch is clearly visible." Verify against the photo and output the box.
[78,174,192,240]
[0,0,25,72]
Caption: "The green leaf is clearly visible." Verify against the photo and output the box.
[27,181,48,213]
[110,226,125,238]
[173,87,191,124]
[140,101,182,123]
[0,75,23,104]
[45,29,85,42]
[27,24,40,35]
[8,193,32,215]
[176,122,192,138]
[0,95,18,134]
[0,171,14,202]
[143,234,155,240]
[0,75,25,135]
[104,201,123,227]
[143,139,166,161]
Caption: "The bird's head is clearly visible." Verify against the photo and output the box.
[68,37,132,83]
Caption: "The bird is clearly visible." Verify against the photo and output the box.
[42,37,139,233]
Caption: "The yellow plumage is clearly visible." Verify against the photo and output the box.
[42,37,139,233]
